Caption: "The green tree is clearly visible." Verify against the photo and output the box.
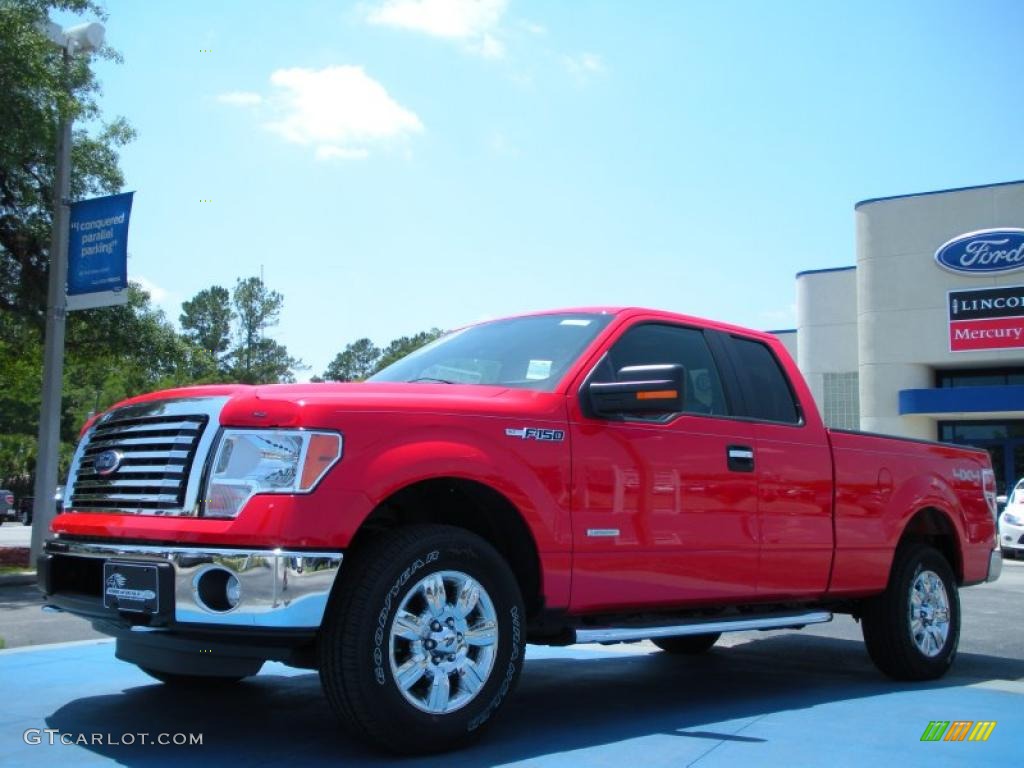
[0,282,196,494]
[63,283,197,437]
[0,0,133,325]
[0,1,143,494]
[324,338,380,382]
[180,285,234,374]
[374,329,445,374]
[229,276,301,384]
[247,337,300,384]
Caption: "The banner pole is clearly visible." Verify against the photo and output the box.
[30,48,73,566]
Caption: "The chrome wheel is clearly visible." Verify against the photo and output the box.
[388,570,499,715]
[908,569,951,657]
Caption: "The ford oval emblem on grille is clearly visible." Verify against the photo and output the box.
[94,449,123,476]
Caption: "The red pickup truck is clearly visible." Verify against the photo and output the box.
[40,307,1002,753]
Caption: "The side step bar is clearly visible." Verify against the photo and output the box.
[574,610,832,645]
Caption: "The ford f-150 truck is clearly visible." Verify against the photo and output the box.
[39,307,1002,754]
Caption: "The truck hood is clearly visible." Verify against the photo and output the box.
[111,381,562,428]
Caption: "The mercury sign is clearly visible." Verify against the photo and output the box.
[948,285,1024,352]
[67,191,134,311]
[934,228,1024,275]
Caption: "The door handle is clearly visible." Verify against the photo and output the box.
[727,445,755,472]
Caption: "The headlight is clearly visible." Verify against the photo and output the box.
[1004,512,1022,526]
[203,429,343,518]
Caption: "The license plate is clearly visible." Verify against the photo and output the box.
[103,562,159,613]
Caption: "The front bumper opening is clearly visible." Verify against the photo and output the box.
[40,539,343,631]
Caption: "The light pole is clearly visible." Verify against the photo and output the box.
[30,20,106,566]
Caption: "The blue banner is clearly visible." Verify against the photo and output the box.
[67,192,134,296]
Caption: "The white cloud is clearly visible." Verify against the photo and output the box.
[367,0,508,57]
[316,145,370,161]
[258,66,422,160]
[470,33,504,59]
[132,275,181,320]
[216,91,262,107]
[487,131,519,156]
[132,275,169,305]
[564,52,606,81]
[760,303,798,325]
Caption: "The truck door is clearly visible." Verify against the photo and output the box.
[715,333,834,598]
[568,321,760,613]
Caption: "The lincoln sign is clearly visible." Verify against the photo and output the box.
[949,285,1024,352]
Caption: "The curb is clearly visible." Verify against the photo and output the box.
[0,637,113,655]
[0,571,37,587]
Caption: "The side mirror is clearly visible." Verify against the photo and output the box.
[588,364,685,417]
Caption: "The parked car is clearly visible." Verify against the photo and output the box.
[15,486,64,527]
[999,479,1024,558]
[39,307,1002,754]
[0,490,15,525]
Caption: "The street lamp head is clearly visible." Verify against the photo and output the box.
[63,22,105,53]
[38,19,105,53]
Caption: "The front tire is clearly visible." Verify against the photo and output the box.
[652,633,721,654]
[861,542,960,681]
[319,525,525,754]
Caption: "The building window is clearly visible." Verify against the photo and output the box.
[936,368,1024,388]
[938,421,1024,442]
[823,372,859,429]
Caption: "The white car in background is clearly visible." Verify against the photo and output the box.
[999,480,1024,559]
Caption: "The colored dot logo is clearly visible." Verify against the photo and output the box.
[200,49,212,53]
[199,199,212,203]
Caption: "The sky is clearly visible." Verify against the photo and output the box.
[51,0,1024,380]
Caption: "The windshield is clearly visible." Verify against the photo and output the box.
[1010,480,1024,505]
[368,313,614,391]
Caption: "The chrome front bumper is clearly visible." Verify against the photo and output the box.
[45,540,342,629]
[987,547,1002,583]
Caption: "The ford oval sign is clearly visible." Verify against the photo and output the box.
[93,449,123,476]
[935,228,1024,275]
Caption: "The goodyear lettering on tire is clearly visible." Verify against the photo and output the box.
[374,550,439,686]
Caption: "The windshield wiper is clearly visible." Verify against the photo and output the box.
[407,377,456,384]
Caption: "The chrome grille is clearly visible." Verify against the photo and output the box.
[66,397,227,516]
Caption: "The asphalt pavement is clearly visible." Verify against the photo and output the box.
[1,560,1022,766]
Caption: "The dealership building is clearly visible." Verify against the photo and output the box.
[772,179,1024,494]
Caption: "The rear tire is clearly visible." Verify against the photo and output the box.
[861,542,960,681]
[652,633,721,654]
[20,510,30,526]
[139,667,247,686]
[319,525,526,755]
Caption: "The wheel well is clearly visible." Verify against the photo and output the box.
[349,478,544,616]
[900,507,962,582]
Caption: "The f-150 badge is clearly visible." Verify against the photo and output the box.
[505,427,565,442]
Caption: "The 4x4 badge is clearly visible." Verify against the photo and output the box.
[505,427,565,442]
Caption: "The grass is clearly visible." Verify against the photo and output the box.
[0,565,33,575]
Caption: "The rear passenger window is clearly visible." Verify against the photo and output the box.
[729,336,801,424]
[593,323,729,416]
